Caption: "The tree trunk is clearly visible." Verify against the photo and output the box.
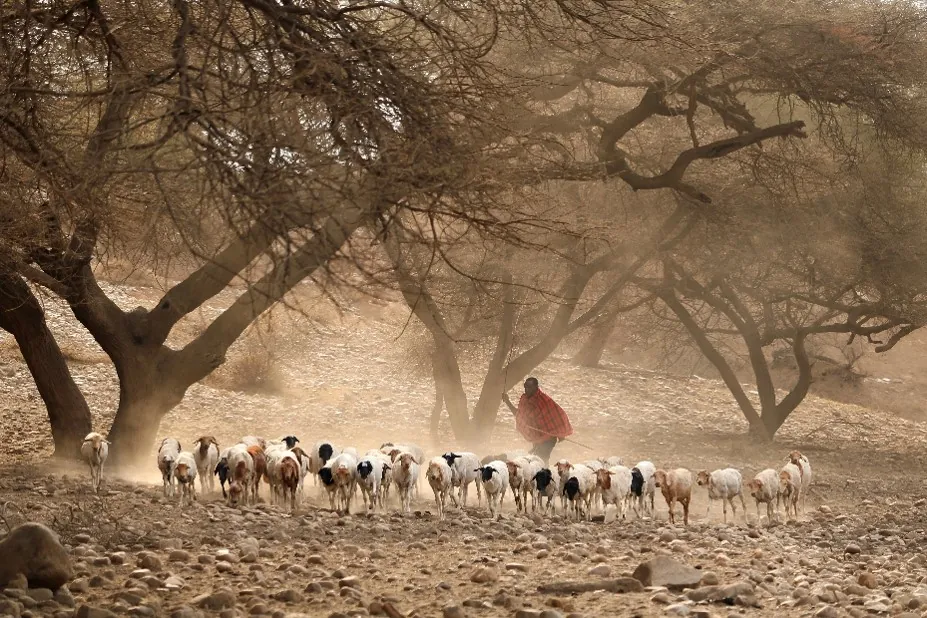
[760,332,812,438]
[573,310,619,367]
[106,357,185,470]
[0,273,92,458]
[654,287,766,434]
[429,351,445,440]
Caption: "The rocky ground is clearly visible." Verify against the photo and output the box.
[2,279,927,617]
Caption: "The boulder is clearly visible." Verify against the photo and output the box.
[632,556,702,591]
[0,523,72,590]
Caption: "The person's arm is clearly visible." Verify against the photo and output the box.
[501,392,517,414]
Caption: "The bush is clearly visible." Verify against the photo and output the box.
[205,326,286,395]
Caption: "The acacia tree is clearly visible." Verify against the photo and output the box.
[386,0,927,440]
[635,148,927,439]
[0,0,513,464]
[383,183,687,440]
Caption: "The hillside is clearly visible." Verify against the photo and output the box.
[1,278,927,617]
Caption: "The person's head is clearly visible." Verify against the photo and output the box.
[524,377,539,397]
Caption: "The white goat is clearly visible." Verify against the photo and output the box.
[328,452,359,513]
[356,455,387,512]
[507,456,542,513]
[80,432,109,493]
[562,463,596,521]
[173,451,198,507]
[595,465,632,520]
[696,468,746,523]
[426,456,457,520]
[192,436,219,495]
[391,452,421,514]
[441,452,482,507]
[157,438,182,498]
[746,468,780,525]
[476,461,509,518]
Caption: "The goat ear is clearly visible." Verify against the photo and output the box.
[411,457,420,465]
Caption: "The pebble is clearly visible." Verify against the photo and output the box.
[442,605,465,618]
[169,550,191,563]
[857,572,878,589]
[470,567,499,584]
[136,554,162,571]
[700,572,720,586]
[272,589,303,603]
[194,589,237,610]
[844,543,861,555]
[587,565,610,577]
[25,588,53,603]
[76,606,118,618]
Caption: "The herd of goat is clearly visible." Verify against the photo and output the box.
[80,432,814,525]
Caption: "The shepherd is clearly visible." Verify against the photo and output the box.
[502,377,574,465]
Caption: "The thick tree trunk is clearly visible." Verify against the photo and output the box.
[573,310,619,367]
[429,349,447,440]
[0,273,92,458]
[430,384,444,440]
[106,356,185,470]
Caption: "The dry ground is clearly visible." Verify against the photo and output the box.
[1,278,927,618]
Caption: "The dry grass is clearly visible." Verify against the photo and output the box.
[58,344,109,365]
[204,324,287,396]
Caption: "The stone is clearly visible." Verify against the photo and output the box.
[193,589,236,610]
[844,543,861,555]
[506,563,530,573]
[469,567,499,584]
[53,587,75,607]
[0,599,20,618]
[633,557,703,591]
[136,554,162,571]
[665,604,691,617]
[844,584,869,596]
[169,607,200,618]
[0,523,72,590]
[814,607,841,618]
[24,588,53,603]
[76,606,118,618]
[685,582,754,604]
[165,576,185,590]
[857,572,878,589]
[271,589,303,604]
[442,605,465,618]
[587,565,610,577]
[700,572,720,586]
[514,612,542,618]
[169,551,191,563]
